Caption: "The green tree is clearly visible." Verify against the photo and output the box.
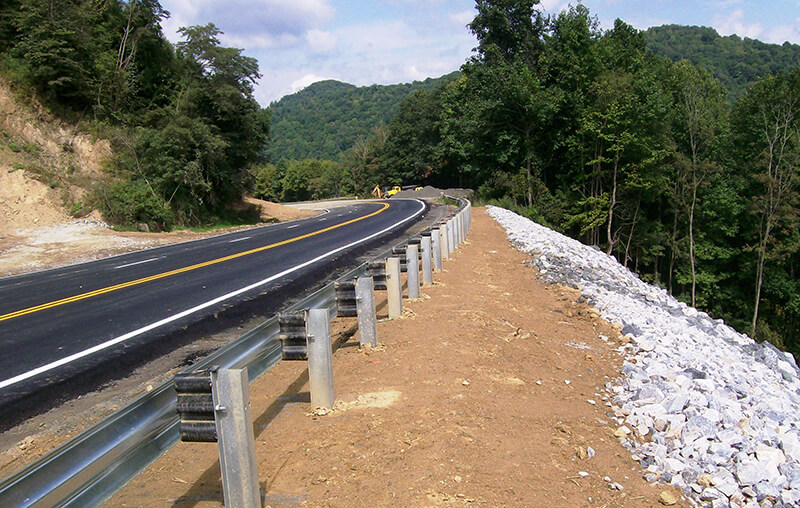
[108,23,269,226]
[469,0,544,64]
[731,68,800,338]
[670,60,728,305]
[12,0,98,106]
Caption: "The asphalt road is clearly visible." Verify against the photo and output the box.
[0,199,426,406]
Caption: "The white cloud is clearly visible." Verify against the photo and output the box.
[164,0,478,105]
[160,0,335,41]
[539,0,569,12]
[712,8,764,40]
[449,9,474,27]
[290,73,334,93]
[306,29,338,53]
[761,18,800,44]
[223,33,301,50]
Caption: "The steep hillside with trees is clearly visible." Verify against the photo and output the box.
[0,0,269,230]
[266,73,460,162]
[331,2,800,357]
[645,25,800,100]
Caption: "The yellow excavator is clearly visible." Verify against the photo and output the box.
[371,185,402,198]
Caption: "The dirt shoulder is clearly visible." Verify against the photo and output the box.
[107,208,685,507]
[0,198,319,278]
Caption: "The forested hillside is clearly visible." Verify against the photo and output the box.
[0,0,269,230]
[296,2,798,357]
[266,72,459,161]
[645,25,800,100]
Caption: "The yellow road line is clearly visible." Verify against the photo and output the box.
[0,202,390,323]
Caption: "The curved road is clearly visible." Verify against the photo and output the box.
[0,199,426,405]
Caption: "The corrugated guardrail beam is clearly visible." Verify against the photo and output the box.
[0,197,470,507]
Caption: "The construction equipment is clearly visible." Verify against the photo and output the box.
[371,185,402,198]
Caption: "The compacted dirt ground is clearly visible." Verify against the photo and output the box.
[107,208,685,507]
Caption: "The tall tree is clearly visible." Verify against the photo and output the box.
[670,60,727,305]
[731,68,800,338]
[469,0,544,64]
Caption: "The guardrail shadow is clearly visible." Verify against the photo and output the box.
[173,317,364,506]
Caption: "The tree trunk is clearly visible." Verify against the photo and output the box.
[752,245,766,338]
[525,155,533,208]
[624,195,641,268]
[689,179,697,307]
[668,180,681,295]
[606,156,619,256]
[752,222,772,337]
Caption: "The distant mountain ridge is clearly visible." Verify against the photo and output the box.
[644,25,800,100]
[266,72,460,162]
[268,26,800,162]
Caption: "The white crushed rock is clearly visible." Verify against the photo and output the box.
[487,206,800,508]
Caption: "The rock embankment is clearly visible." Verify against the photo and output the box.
[487,206,800,508]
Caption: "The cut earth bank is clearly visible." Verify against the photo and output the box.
[108,207,685,507]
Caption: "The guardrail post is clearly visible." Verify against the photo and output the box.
[431,227,443,271]
[392,245,408,273]
[448,218,456,252]
[278,311,308,360]
[440,222,450,260]
[455,214,463,246]
[368,260,387,290]
[386,257,402,318]
[407,243,420,299]
[211,367,261,508]
[355,276,377,348]
[421,233,433,285]
[307,309,335,409]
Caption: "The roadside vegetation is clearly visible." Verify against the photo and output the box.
[329,2,800,357]
[0,0,269,230]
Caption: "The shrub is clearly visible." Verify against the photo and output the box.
[97,180,174,230]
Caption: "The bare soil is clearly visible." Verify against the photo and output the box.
[0,198,319,278]
[106,208,686,507]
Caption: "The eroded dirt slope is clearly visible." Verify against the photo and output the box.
[0,80,319,277]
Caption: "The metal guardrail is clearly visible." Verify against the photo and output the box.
[0,197,469,507]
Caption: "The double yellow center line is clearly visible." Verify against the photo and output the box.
[0,203,390,323]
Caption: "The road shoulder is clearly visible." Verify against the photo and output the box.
[108,207,685,507]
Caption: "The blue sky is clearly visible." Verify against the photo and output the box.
[158,0,800,105]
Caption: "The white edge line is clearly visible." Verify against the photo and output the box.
[0,200,426,390]
[114,257,163,270]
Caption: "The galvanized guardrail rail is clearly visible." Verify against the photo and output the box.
[0,197,470,507]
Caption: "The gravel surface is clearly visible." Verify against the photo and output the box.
[487,206,800,508]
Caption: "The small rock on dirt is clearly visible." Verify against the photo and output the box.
[659,491,679,505]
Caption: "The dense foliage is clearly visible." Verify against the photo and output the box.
[645,25,800,101]
[266,73,459,162]
[0,0,269,229]
[338,1,800,356]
